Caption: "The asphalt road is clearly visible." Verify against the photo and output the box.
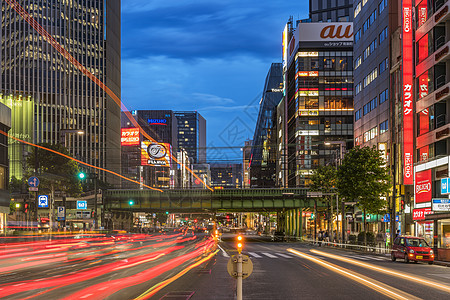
[152,233,450,300]
[1,232,449,299]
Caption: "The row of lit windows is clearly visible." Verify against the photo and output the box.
[363,39,377,60]
[363,68,378,88]
[364,126,378,143]
[363,97,377,115]
[354,0,370,18]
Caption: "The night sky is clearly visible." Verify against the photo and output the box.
[121,1,308,162]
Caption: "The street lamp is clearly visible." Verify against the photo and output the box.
[325,141,346,244]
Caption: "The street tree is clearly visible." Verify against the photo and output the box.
[26,143,82,197]
[310,165,337,240]
[336,146,390,246]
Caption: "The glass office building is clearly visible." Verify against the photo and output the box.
[174,112,206,164]
[0,1,121,184]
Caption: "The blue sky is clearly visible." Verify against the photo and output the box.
[121,0,309,162]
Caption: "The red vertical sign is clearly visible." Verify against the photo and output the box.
[403,0,413,185]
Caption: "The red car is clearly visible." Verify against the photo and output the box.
[391,236,434,264]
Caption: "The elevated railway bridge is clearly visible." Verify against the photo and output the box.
[103,188,328,237]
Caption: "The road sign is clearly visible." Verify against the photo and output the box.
[29,187,38,192]
[441,178,449,195]
[432,199,450,211]
[307,191,322,197]
[28,176,40,187]
[57,207,65,219]
[77,200,87,209]
[76,211,82,219]
[38,195,49,208]
[82,211,91,219]
[227,255,253,279]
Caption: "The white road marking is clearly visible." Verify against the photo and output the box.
[218,245,229,257]
[80,294,93,299]
[276,253,292,259]
[262,252,277,258]
[248,252,262,258]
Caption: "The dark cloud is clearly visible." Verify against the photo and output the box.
[122,1,308,60]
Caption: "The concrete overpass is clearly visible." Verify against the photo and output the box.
[103,188,327,213]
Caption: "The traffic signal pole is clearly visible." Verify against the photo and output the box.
[237,253,243,300]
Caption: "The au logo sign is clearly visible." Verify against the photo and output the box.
[320,25,353,39]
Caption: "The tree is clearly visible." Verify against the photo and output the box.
[311,165,337,241]
[26,143,82,197]
[337,146,390,246]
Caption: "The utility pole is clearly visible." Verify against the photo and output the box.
[391,143,397,247]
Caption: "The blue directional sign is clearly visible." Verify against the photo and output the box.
[28,176,40,187]
[441,178,449,195]
[38,195,49,208]
[77,200,87,209]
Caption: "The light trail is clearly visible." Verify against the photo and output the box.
[134,249,219,300]
[310,249,450,294]
[0,129,162,192]
[3,0,213,191]
[287,248,421,300]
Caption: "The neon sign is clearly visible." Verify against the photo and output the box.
[121,128,140,146]
[147,119,167,125]
[403,0,413,185]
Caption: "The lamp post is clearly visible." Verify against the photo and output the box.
[325,141,346,243]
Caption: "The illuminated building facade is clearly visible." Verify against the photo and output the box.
[249,63,283,188]
[282,21,354,187]
[413,0,450,258]
[309,0,354,22]
[210,163,243,189]
[174,111,206,164]
[0,102,10,234]
[242,140,252,188]
[1,1,121,185]
[121,110,178,189]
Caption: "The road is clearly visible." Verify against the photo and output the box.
[1,232,449,299]
[152,233,450,300]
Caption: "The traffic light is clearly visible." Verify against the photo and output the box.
[24,203,28,213]
[91,210,96,218]
[78,172,86,179]
[129,200,134,206]
[237,235,243,253]
[165,211,169,215]
[400,197,405,211]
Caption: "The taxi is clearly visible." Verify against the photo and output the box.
[391,236,434,264]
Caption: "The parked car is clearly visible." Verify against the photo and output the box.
[272,231,285,242]
[391,236,434,264]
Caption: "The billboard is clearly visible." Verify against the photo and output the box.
[412,208,432,221]
[121,128,140,146]
[141,141,172,167]
[403,0,414,185]
[415,170,432,204]
[296,22,353,48]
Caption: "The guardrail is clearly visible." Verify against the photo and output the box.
[297,237,391,255]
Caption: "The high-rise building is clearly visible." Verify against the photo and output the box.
[174,112,206,164]
[0,1,121,185]
[210,163,242,189]
[309,0,354,22]
[0,102,11,234]
[282,21,354,187]
[121,110,178,189]
[242,140,252,188]
[353,0,391,160]
[412,0,450,250]
[249,63,283,187]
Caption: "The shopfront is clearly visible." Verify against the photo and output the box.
[426,212,450,261]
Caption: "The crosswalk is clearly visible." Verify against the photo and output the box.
[220,250,389,262]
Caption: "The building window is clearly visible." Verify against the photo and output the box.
[355,82,362,95]
[379,88,389,104]
[364,126,378,142]
[379,57,388,73]
[379,0,388,14]
[355,55,362,69]
[355,109,362,121]
[380,119,389,134]
[379,27,388,44]
[364,68,378,88]
[355,2,362,18]
[355,29,361,44]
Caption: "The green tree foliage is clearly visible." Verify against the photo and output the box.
[310,165,337,198]
[25,143,82,197]
[337,146,390,215]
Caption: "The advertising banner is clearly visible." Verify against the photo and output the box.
[441,178,450,195]
[415,170,432,204]
[403,0,414,185]
[141,141,172,167]
[121,128,140,146]
[412,207,432,220]
[432,199,450,211]
[296,22,353,48]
